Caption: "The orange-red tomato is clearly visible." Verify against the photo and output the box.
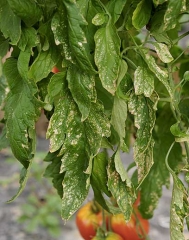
[92,232,124,240]
[111,210,149,240]
[51,66,60,73]
[76,201,104,240]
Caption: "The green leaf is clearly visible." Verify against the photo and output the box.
[28,47,60,83]
[92,13,106,26]
[128,93,156,184]
[0,72,7,107]
[17,27,39,53]
[166,144,189,240]
[141,49,173,99]
[140,105,182,218]
[132,0,152,29]
[0,0,21,45]
[163,0,182,31]
[0,33,9,58]
[106,0,126,23]
[3,56,41,167]
[107,153,135,221]
[46,71,68,152]
[7,164,33,202]
[91,151,111,197]
[67,65,96,121]
[111,96,127,147]
[134,66,154,97]
[152,0,168,7]
[7,0,42,27]
[94,23,121,94]
[170,122,189,142]
[153,42,174,63]
[0,127,9,150]
[44,151,65,198]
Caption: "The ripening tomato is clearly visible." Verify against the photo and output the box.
[91,232,124,240]
[76,201,104,240]
[111,209,149,240]
[51,66,60,73]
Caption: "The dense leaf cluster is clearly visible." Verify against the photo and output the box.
[0,0,189,239]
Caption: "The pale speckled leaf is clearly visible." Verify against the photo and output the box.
[46,72,68,152]
[0,1,21,45]
[107,155,135,221]
[139,106,182,218]
[132,0,152,29]
[134,66,154,97]
[128,93,156,183]
[28,47,59,82]
[163,0,182,31]
[48,97,110,220]
[94,23,121,94]
[3,57,41,167]
[92,13,106,26]
[111,96,127,147]
[57,0,96,73]
[141,49,173,99]
[153,42,173,63]
[166,146,189,240]
[67,65,96,121]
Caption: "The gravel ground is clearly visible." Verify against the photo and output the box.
[0,138,188,240]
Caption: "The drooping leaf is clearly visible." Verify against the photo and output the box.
[106,0,126,23]
[91,151,111,197]
[17,27,39,53]
[3,56,41,167]
[28,47,60,82]
[44,151,65,198]
[153,42,174,63]
[139,105,182,218]
[170,122,189,142]
[132,0,152,29]
[7,0,42,27]
[67,65,96,121]
[107,152,135,221]
[0,0,21,45]
[163,0,182,31]
[111,96,127,148]
[128,93,156,184]
[94,22,121,94]
[134,66,154,97]
[141,49,173,99]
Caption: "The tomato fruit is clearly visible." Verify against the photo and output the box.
[51,66,60,73]
[76,201,104,240]
[111,210,149,240]
[91,232,124,240]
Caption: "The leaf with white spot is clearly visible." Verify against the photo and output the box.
[163,0,183,31]
[107,153,135,221]
[67,65,96,121]
[153,42,173,63]
[94,23,121,94]
[128,93,156,184]
[139,105,182,218]
[3,56,41,167]
[141,49,173,99]
[134,66,154,97]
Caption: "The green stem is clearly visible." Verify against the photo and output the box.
[122,56,137,70]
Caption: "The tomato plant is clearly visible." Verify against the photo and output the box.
[76,201,104,240]
[91,232,124,240]
[111,210,149,240]
[0,1,189,240]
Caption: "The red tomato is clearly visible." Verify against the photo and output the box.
[51,66,60,73]
[111,210,149,240]
[76,201,104,240]
[91,232,124,240]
